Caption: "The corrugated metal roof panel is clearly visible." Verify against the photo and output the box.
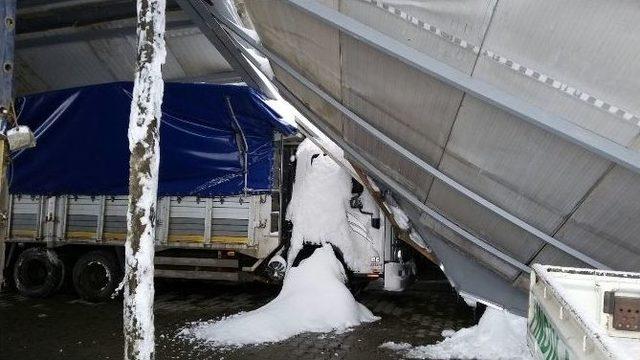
[243,0,640,310]
[19,42,115,92]
[15,13,234,95]
[166,32,232,76]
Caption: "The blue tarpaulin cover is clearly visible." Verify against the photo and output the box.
[10,82,296,196]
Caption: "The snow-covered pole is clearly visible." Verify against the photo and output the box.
[124,0,166,359]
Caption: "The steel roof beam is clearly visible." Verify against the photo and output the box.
[286,0,640,176]
[17,1,182,34]
[210,7,611,270]
[16,17,193,49]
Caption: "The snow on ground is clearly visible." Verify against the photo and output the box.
[380,341,413,351]
[178,139,379,346]
[440,329,456,337]
[381,307,532,359]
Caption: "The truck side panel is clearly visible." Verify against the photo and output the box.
[6,194,271,252]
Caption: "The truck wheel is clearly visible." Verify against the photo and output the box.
[265,255,287,282]
[73,250,120,302]
[13,248,65,298]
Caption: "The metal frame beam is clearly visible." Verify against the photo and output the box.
[16,0,181,34]
[16,16,193,49]
[286,0,640,176]
[206,5,610,270]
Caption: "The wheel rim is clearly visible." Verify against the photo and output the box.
[268,261,286,280]
[80,261,111,293]
[20,259,48,288]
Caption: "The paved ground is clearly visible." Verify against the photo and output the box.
[0,271,476,360]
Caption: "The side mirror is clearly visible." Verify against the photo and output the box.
[7,126,36,151]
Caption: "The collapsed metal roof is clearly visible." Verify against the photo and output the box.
[13,0,640,315]
[232,0,640,315]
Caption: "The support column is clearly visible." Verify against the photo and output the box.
[0,0,16,289]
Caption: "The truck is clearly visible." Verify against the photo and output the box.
[1,82,400,302]
[528,264,640,360]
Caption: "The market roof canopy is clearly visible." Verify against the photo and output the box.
[10,82,296,196]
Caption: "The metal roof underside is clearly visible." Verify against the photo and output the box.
[15,0,240,95]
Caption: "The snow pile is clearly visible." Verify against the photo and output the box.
[286,139,378,271]
[286,139,351,257]
[178,139,379,346]
[389,204,410,230]
[409,229,429,250]
[380,342,412,351]
[388,202,430,251]
[381,308,532,359]
[263,96,299,128]
[180,244,377,346]
[440,329,456,337]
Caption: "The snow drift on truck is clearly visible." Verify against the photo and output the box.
[179,139,379,346]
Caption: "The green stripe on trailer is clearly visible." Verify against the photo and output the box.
[528,301,573,360]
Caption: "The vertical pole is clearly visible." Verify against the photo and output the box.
[0,143,7,289]
[124,0,166,359]
[0,0,16,289]
[0,0,15,132]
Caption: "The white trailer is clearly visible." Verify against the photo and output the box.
[528,265,640,360]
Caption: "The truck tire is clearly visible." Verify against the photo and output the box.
[13,248,65,298]
[73,250,120,302]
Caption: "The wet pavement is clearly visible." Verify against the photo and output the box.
[0,273,476,360]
